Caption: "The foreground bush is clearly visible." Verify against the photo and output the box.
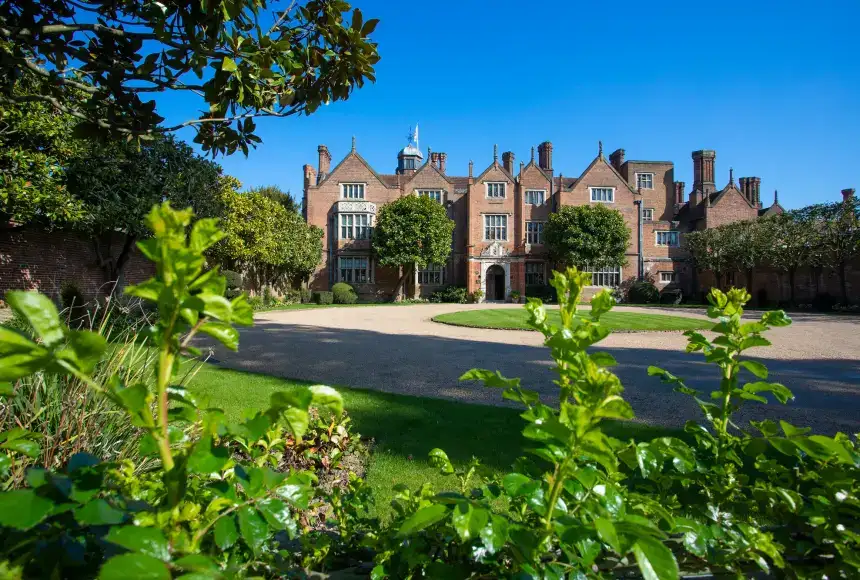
[0,203,857,579]
[313,290,334,305]
[428,285,468,304]
[628,278,660,303]
[332,282,358,304]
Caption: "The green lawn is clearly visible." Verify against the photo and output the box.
[433,308,713,332]
[188,363,677,517]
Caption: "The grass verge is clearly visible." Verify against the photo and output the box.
[433,308,713,332]
[189,363,679,517]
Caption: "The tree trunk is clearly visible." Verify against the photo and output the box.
[93,233,137,297]
[394,264,410,302]
[746,267,754,297]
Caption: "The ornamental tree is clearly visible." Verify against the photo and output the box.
[66,135,225,288]
[372,194,455,301]
[0,0,380,156]
[249,184,299,214]
[544,204,630,270]
[720,220,772,298]
[683,228,731,291]
[761,212,821,304]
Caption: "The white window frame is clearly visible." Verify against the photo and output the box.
[338,256,372,284]
[659,271,677,283]
[524,189,546,205]
[636,173,654,190]
[483,214,508,241]
[486,182,506,199]
[417,189,443,204]
[341,183,365,199]
[583,265,622,288]
[642,208,654,221]
[339,213,372,240]
[418,263,445,285]
[590,187,615,203]
[525,221,544,244]
[655,230,680,247]
[525,262,546,286]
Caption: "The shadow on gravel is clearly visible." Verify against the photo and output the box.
[202,321,860,437]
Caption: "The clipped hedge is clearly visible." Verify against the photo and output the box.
[628,279,660,304]
[332,282,357,304]
[429,285,468,304]
[313,291,333,305]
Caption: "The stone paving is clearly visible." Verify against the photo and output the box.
[205,303,860,435]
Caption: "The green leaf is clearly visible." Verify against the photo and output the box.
[459,368,521,389]
[739,360,768,379]
[221,56,238,72]
[397,504,449,537]
[743,381,793,404]
[75,499,125,525]
[632,535,679,580]
[502,473,538,497]
[214,515,239,549]
[594,518,622,553]
[428,448,454,475]
[0,382,14,397]
[190,218,224,252]
[199,321,239,351]
[595,396,634,420]
[308,384,343,417]
[275,472,314,509]
[199,293,232,320]
[635,443,660,478]
[590,351,617,367]
[257,498,292,530]
[237,506,269,554]
[0,489,54,529]
[479,514,508,554]
[59,330,107,373]
[105,526,170,561]
[1,437,40,459]
[451,501,489,542]
[174,554,218,572]
[187,436,230,474]
[6,291,64,347]
[99,554,170,580]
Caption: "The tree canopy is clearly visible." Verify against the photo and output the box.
[210,181,322,291]
[249,184,298,214]
[372,194,455,299]
[0,0,380,155]
[544,205,630,269]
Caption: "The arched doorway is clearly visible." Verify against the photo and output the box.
[485,264,505,301]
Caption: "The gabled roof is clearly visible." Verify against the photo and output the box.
[574,154,640,195]
[379,174,400,187]
[708,180,758,209]
[759,202,785,217]
[553,176,579,191]
[520,159,553,182]
[402,158,453,186]
[473,161,515,183]
[450,177,470,193]
[317,150,397,189]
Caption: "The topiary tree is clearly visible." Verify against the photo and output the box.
[332,282,357,304]
[544,205,630,270]
[0,0,380,156]
[627,278,660,304]
[372,194,455,301]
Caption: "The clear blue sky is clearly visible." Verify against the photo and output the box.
[159,0,859,210]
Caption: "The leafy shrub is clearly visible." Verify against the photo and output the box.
[283,289,301,304]
[332,282,357,304]
[313,291,333,305]
[300,287,312,304]
[59,281,88,327]
[263,285,274,306]
[222,269,244,299]
[468,289,484,303]
[510,289,521,303]
[247,295,264,310]
[659,288,683,304]
[428,285,468,304]
[525,284,554,303]
[628,278,660,303]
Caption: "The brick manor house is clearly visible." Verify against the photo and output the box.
[302,133,784,301]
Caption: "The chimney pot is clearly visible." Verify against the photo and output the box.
[439,152,447,174]
[537,141,553,171]
[502,151,515,175]
[317,145,331,178]
[692,149,716,194]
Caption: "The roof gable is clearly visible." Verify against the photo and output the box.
[574,155,639,195]
[402,158,453,187]
[520,160,552,182]
[318,150,395,189]
[710,181,757,209]
[474,161,515,183]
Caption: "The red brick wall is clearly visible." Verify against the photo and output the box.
[624,162,675,221]
[0,227,154,304]
[704,186,759,228]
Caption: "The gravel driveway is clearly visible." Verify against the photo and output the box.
[204,303,860,435]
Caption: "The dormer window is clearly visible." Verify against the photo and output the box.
[341,183,365,199]
[486,182,506,199]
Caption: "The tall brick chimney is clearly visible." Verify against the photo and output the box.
[317,145,331,178]
[537,141,553,171]
[439,152,447,174]
[842,188,855,201]
[502,151,515,175]
[609,148,625,171]
[303,164,316,189]
[692,150,716,194]
[753,177,761,206]
[738,177,749,200]
[674,181,685,206]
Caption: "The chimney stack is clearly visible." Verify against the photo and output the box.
[317,145,331,178]
[753,177,761,206]
[303,164,316,189]
[502,151,515,175]
[738,177,749,200]
[692,150,716,194]
[439,152,447,174]
[609,148,625,171]
[843,188,856,201]
[537,141,553,171]
[674,182,685,206]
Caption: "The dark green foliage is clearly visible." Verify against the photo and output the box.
[59,281,87,327]
[300,287,312,304]
[628,279,660,304]
[332,283,357,305]
[222,270,244,292]
[544,204,630,269]
[313,291,333,305]
[525,284,554,303]
[0,0,380,156]
[428,285,468,304]
[248,185,298,214]
[263,286,274,306]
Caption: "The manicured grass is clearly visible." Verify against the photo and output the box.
[433,308,713,332]
[187,363,677,517]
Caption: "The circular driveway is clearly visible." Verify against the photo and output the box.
[208,303,860,435]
